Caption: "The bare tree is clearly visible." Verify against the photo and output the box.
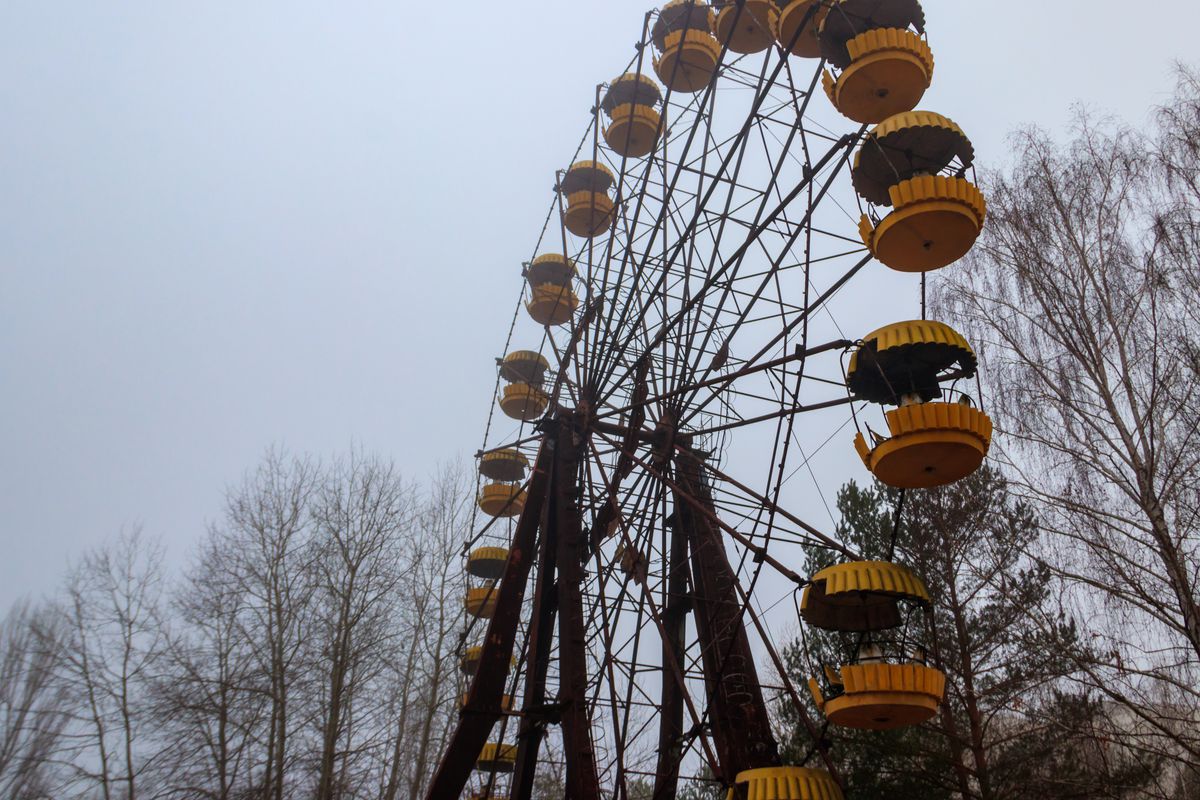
[151,531,266,799]
[937,67,1200,783]
[56,528,166,800]
[308,452,413,800]
[219,449,319,800]
[0,602,69,799]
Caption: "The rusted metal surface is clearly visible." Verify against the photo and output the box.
[552,417,602,800]
[672,445,780,784]
[653,510,690,800]
[510,483,559,800]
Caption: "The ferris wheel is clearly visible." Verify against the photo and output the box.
[429,1,992,798]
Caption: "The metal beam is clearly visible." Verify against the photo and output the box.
[423,438,553,800]
[552,415,603,800]
[672,443,780,786]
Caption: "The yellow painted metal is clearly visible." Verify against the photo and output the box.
[499,350,549,384]
[853,111,974,205]
[812,662,945,730]
[475,742,518,773]
[801,560,929,632]
[478,482,527,517]
[527,283,579,326]
[654,28,721,93]
[465,586,499,619]
[735,766,843,800]
[479,448,529,482]
[652,0,712,52]
[847,319,976,404]
[499,382,550,421]
[822,28,933,123]
[710,0,778,54]
[563,191,616,238]
[560,160,615,194]
[604,103,662,158]
[773,0,829,58]
[526,253,576,287]
[859,175,986,272]
[854,402,993,489]
[602,73,662,113]
[467,546,509,580]
[819,0,926,68]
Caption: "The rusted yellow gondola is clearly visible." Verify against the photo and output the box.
[803,559,946,730]
[526,283,579,326]
[602,73,664,158]
[560,160,616,238]
[853,111,985,272]
[499,382,549,421]
[467,547,509,580]
[465,585,499,619]
[773,0,828,58]
[709,0,777,54]
[847,320,992,488]
[653,0,721,93]
[478,482,527,517]
[479,448,529,483]
[819,0,932,122]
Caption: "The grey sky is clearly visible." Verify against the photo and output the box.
[1,1,1196,609]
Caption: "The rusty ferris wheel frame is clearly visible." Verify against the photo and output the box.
[425,2,924,798]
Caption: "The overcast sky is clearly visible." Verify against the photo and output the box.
[1,1,1196,609]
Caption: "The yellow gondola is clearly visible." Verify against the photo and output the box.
[467,547,509,580]
[846,319,992,488]
[560,161,616,238]
[821,27,933,123]
[602,74,664,158]
[852,111,985,272]
[478,483,527,517]
[460,645,484,676]
[499,382,550,421]
[653,0,721,93]
[479,448,529,483]
[772,0,828,58]
[526,283,579,326]
[465,585,499,619]
[709,0,778,54]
